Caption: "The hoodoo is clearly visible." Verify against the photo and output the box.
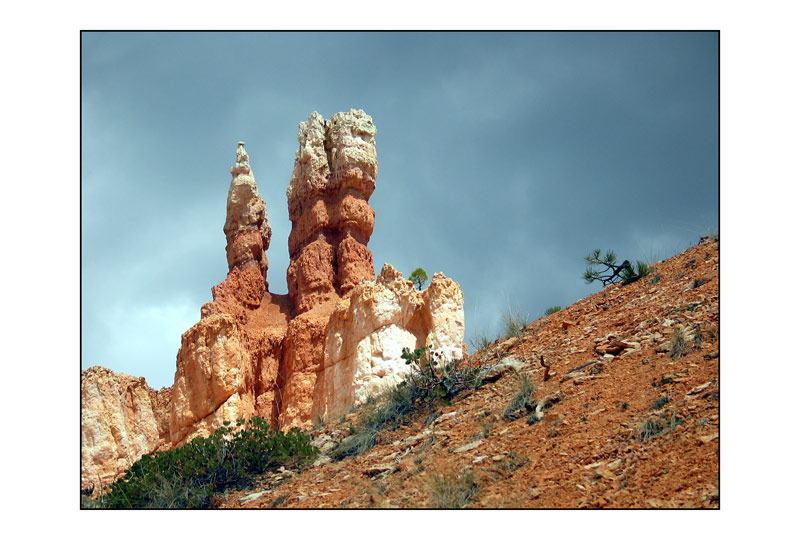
[81,110,466,489]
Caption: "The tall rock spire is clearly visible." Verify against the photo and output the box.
[224,142,272,288]
[286,110,378,314]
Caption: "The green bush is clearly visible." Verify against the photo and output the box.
[92,417,317,509]
[330,347,484,461]
[544,306,562,316]
[409,267,429,290]
[401,347,484,406]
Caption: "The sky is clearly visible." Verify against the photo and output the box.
[81,31,719,390]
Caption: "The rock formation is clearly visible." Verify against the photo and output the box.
[171,143,292,444]
[225,142,272,291]
[315,264,465,420]
[279,110,380,428]
[286,110,377,313]
[81,110,466,488]
[80,366,170,490]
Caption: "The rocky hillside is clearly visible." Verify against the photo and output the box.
[218,237,719,509]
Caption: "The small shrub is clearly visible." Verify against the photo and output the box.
[692,278,706,289]
[544,305,562,316]
[692,325,704,346]
[638,418,666,441]
[669,328,687,358]
[328,427,380,462]
[503,374,536,420]
[650,274,662,285]
[708,325,719,342]
[501,306,529,339]
[469,331,493,353]
[330,347,483,461]
[621,402,629,411]
[651,396,669,410]
[496,450,529,473]
[426,469,480,508]
[637,412,681,441]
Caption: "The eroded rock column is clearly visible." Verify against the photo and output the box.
[172,143,290,441]
[279,110,379,428]
[286,110,377,314]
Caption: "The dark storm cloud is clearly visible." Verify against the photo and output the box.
[82,31,718,388]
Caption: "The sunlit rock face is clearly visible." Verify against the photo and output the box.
[313,264,466,421]
[80,366,170,490]
[168,314,256,445]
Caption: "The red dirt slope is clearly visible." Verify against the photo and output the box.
[220,237,720,509]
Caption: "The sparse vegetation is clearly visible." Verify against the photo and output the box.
[88,417,317,509]
[496,450,529,473]
[544,305,562,316]
[650,273,662,285]
[409,267,429,290]
[708,324,719,342]
[651,396,669,410]
[501,305,529,339]
[637,412,682,441]
[669,327,687,358]
[330,347,484,462]
[469,331,493,353]
[503,373,536,420]
[426,468,480,508]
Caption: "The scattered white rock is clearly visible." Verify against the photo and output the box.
[454,440,484,453]
[240,490,270,503]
